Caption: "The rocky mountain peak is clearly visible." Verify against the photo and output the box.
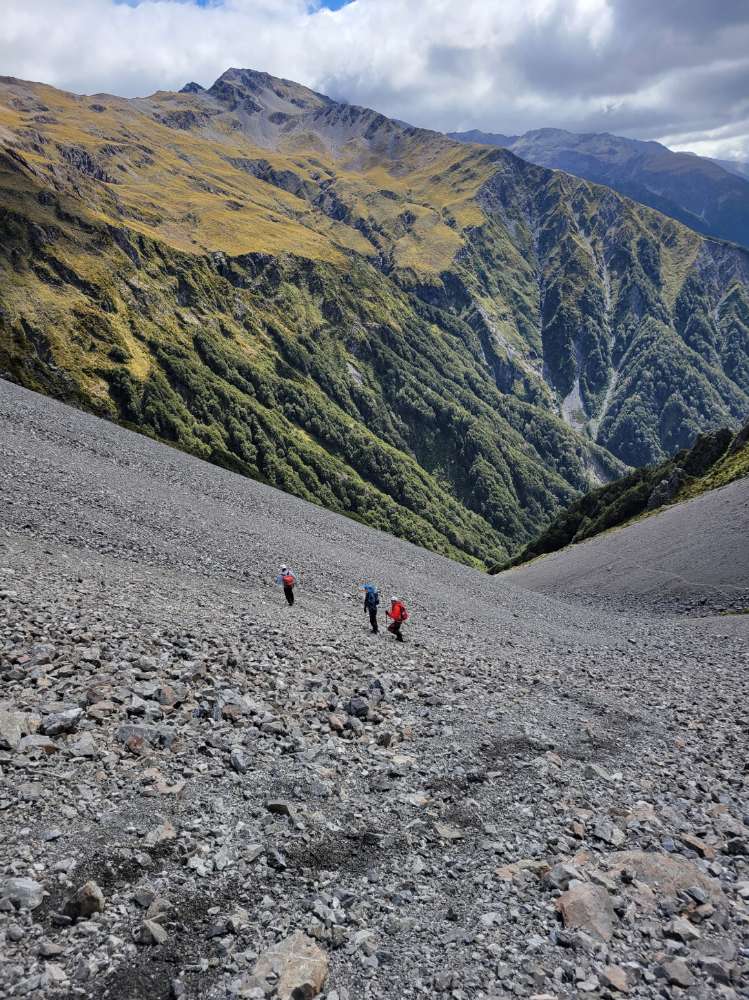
[206,67,330,116]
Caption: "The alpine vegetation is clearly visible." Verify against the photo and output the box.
[1,69,749,566]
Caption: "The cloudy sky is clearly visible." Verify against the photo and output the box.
[2,0,748,160]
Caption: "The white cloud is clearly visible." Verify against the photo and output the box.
[1,0,747,158]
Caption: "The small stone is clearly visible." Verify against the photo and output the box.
[433,970,456,991]
[544,863,582,891]
[584,763,615,783]
[65,880,105,919]
[679,833,716,859]
[592,817,625,846]
[328,714,345,733]
[230,747,249,774]
[700,957,732,984]
[345,696,369,719]
[39,941,64,957]
[145,896,172,921]
[145,820,177,846]
[69,733,98,758]
[17,734,60,754]
[41,708,82,736]
[665,916,701,942]
[44,963,68,985]
[134,887,157,908]
[136,919,169,945]
[30,642,56,665]
[687,885,709,904]
[659,958,695,988]
[434,821,464,841]
[0,706,29,750]
[601,965,629,993]
[116,723,170,747]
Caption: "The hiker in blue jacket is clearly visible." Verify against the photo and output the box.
[361,583,380,633]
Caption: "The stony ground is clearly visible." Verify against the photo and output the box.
[504,478,749,617]
[0,378,747,1000]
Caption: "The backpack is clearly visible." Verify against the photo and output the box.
[282,573,295,587]
[393,601,408,622]
[366,589,379,607]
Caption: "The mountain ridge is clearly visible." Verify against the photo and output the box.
[449,126,749,249]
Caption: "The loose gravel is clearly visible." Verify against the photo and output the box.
[0,378,747,1000]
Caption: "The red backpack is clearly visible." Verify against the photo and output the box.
[282,573,295,587]
[392,601,408,622]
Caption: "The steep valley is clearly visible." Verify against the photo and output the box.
[1,69,749,564]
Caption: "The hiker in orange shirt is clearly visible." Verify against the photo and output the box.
[385,595,409,641]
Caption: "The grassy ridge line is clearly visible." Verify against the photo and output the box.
[0,77,493,269]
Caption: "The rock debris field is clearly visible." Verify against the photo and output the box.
[0,377,747,1000]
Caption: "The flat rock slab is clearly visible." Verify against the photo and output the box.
[605,850,725,904]
[1,877,44,910]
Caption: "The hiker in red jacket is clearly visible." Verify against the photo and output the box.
[276,564,296,606]
[385,595,408,641]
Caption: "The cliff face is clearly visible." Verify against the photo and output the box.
[1,71,748,565]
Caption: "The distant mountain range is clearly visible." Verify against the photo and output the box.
[1,69,748,566]
[715,157,749,182]
[449,128,749,249]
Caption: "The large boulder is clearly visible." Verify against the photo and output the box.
[253,931,328,999]
[556,883,615,942]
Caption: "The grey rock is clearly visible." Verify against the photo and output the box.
[1,877,44,910]
[136,919,169,945]
[230,747,249,773]
[41,708,82,736]
[659,958,696,988]
[0,705,28,750]
[665,916,701,942]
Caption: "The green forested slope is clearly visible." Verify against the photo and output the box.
[493,420,749,572]
[1,70,748,566]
